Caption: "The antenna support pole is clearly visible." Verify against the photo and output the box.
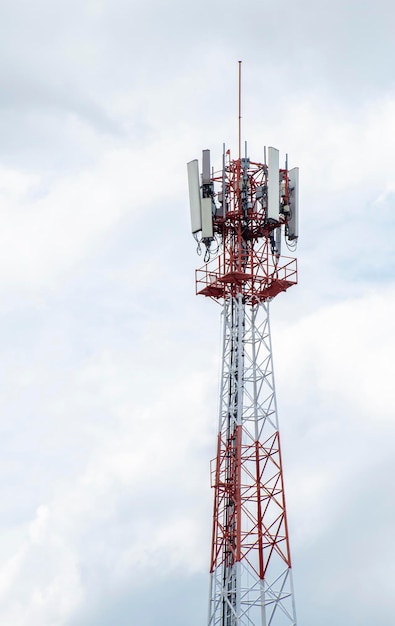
[238,60,242,161]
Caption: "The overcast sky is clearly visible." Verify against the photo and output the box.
[0,1,395,624]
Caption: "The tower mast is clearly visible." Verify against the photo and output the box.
[187,72,299,626]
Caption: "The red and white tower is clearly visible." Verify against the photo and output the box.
[187,90,299,626]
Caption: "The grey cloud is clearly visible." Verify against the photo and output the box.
[69,573,207,626]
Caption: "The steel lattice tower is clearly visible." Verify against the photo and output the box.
[187,96,299,625]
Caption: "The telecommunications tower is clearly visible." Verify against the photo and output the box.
[187,64,299,626]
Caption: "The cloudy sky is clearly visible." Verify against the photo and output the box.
[0,0,395,624]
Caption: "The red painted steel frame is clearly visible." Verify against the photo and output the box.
[196,157,297,304]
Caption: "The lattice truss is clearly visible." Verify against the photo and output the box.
[208,295,297,626]
[195,155,297,304]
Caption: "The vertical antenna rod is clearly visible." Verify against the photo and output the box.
[238,60,242,161]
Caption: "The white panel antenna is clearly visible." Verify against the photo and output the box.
[202,149,211,185]
[187,159,202,234]
[288,167,299,240]
[201,149,214,239]
[267,147,280,222]
[201,197,214,239]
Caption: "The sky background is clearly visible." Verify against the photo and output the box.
[0,0,395,624]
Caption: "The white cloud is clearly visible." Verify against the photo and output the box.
[0,328,216,624]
